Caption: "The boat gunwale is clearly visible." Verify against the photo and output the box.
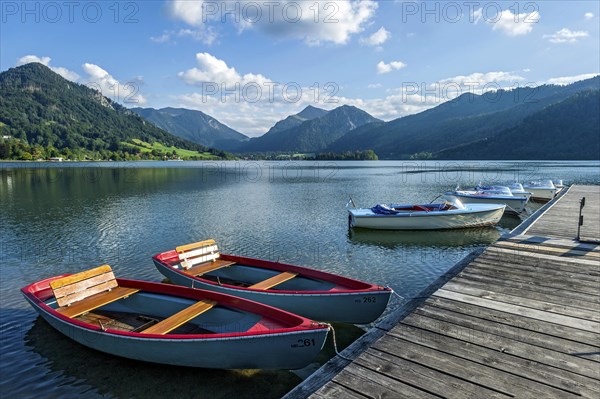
[348,203,506,218]
[450,192,528,201]
[153,253,391,295]
[21,276,328,340]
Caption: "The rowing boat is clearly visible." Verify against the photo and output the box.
[22,265,329,369]
[153,240,392,324]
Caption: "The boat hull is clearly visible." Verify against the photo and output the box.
[348,204,505,230]
[525,187,558,201]
[22,278,328,370]
[447,193,528,213]
[153,256,392,324]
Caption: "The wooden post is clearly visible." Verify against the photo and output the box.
[576,197,585,241]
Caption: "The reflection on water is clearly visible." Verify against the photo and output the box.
[2,160,598,398]
[24,318,300,399]
[349,226,502,249]
[20,317,363,399]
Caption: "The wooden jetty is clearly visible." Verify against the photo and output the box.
[286,185,600,399]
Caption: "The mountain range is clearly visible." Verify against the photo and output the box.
[0,63,229,160]
[1,63,598,160]
[436,89,600,160]
[326,77,600,159]
[138,77,598,160]
[131,107,248,151]
[237,105,381,153]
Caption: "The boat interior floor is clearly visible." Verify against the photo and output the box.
[76,310,215,335]
[201,275,252,288]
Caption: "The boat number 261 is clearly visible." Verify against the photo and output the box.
[292,339,316,348]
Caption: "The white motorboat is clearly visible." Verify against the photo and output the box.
[347,198,505,230]
[523,180,559,202]
[446,185,529,213]
[508,183,533,200]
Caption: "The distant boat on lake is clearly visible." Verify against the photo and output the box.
[523,180,560,201]
[348,197,505,230]
[446,185,529,213]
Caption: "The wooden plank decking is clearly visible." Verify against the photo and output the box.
[526,185,600,241]
[289,185,600,399]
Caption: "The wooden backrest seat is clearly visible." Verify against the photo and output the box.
[176,239,221,270]
[141,300,216,335]
[51,265,139,318]
[176,239,236,276]
[249,272,298,290]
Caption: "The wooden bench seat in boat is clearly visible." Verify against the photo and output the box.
[176,239,235,276]
[50,265,139,318]
[141,300,216,335]
[249,272,298,290]
[185,259,236,277]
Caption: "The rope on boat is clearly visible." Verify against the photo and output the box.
[390,288,405,302]
[505,204,520,214]
[321,289,404,363]
[428,194,443,204]
[321,323,353,362]
[345,196,357,208]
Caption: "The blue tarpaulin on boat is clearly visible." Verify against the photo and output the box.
[371,204,400,215]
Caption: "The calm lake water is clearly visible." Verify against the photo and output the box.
[1,160,599,398]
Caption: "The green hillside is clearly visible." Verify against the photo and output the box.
[0,63,230,161]
[132,107,247,152]
[436,90,600,160]
[328,77,600,159]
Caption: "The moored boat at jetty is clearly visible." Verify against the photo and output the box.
[523,180,560,201]
[22,265,329,369]
[347,197,505,230]
[446,185,529,213]
[508,183,533,199]
[153,240,392,324]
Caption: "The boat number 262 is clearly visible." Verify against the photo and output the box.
[356,296,376,304]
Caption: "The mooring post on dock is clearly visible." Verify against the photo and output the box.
[576,196,585,241]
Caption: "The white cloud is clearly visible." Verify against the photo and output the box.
[377,60,406,74]
[474,8,539,36]
[543,28,589,44]
[178,52,270,88]
[176,53,346,135]
[360,26,390,46]
[17,55,51,66]
[16,55,80,82]
[522,68,531,72]
[82,63,146,105]
[167,0,378,45]
[472,8,483,24]
[439,71,525,87]
[368,83,382,89]
[546,73,599,86]
[150,33,171,43]
[584,12,594,20]
[493,9,539,36]
[151,28,216,45]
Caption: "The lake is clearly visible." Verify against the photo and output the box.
[1,160,598,398]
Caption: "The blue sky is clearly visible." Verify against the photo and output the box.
[2,0,599,136]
